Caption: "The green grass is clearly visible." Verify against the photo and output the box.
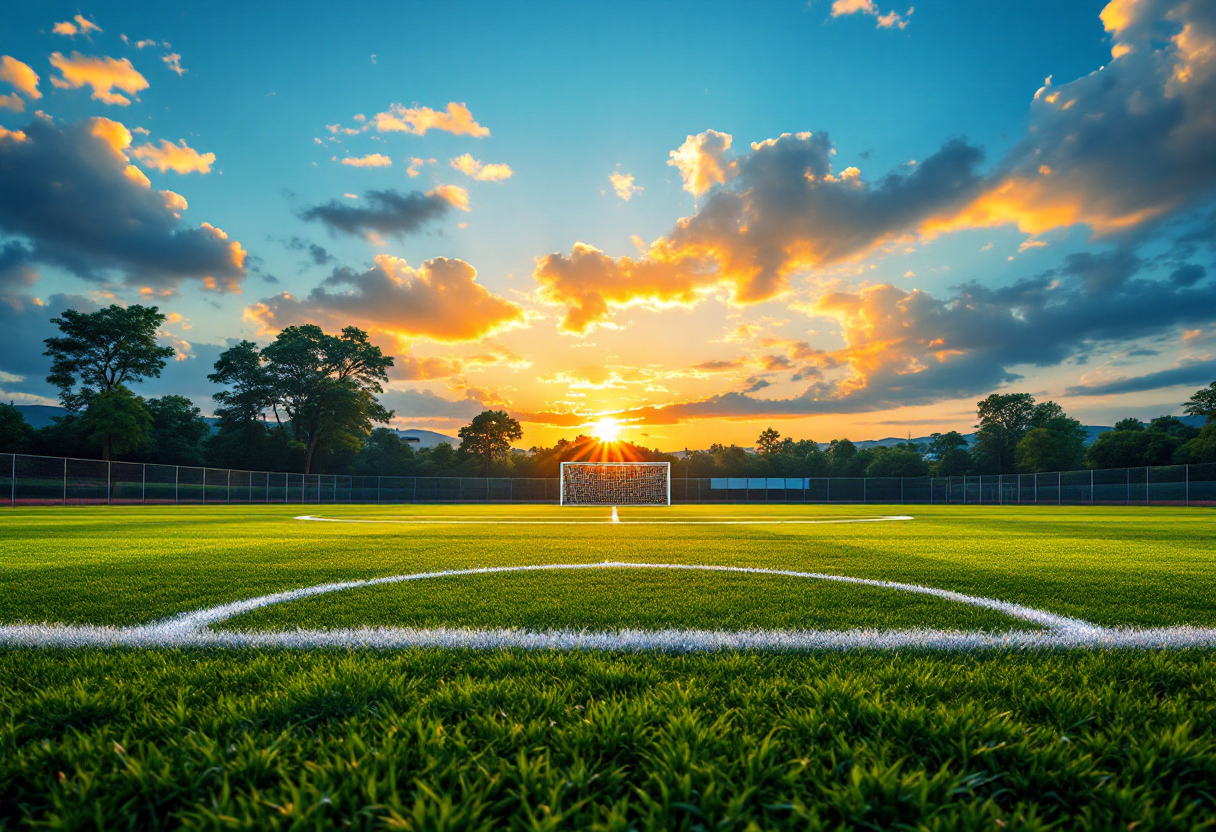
[218,569,1032,633]
[2,503,1215,828]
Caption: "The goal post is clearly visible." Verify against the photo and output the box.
[560,462,671,506]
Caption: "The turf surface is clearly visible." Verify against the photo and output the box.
[1,503,1215,828]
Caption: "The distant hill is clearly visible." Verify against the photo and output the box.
[389,428,459,449]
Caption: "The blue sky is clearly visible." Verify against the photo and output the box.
[2,0,1214,447]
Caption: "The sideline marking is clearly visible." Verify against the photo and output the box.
[7,561,1215,651]
[294,514,916,526]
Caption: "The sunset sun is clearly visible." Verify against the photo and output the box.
[592,417,622,443]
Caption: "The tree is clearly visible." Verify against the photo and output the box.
[866,448,929,477]
[826,438,863,477]
[1148,415,1199,440]
[44,305,174,411]
[141,396,211,466]
[81,385,152,460]
[355,427,416,476]
[925,431,970,476]
[972,393,1037,473]
[1015,427,1084,473]
[0,404,36,453]
[210,325,394,474]
[1174,423,1216,464]
[458,410,523,475]
[756,427,781,455]
[1183,381,1216,424]
[1113,417,1144,432]
[1086,428,1180,469]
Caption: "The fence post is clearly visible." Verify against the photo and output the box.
[1090,469,1094,506]
[863,478,867,504]
[175,465,179,505]
[412,477,417,504]
[202,468,206,505]
[1185,464,1189,507]
[142,464,146,505]
[509,478,514,503]
[63,458,67,506]
[227,469,231,504]
[900,477,904,504]
[107,461,111,506]
[11,453,16,507]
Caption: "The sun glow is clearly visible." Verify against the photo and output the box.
[591,417,622,443]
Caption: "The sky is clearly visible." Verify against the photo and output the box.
[1,0,1215,450]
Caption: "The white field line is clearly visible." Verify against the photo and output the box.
[294,514,916,526]
[611,506,619,523]
[5,560,1200,651]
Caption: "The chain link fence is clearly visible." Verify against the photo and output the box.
[1,453,1213,506]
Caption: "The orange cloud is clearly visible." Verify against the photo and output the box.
[609,171,640,201]
[429,184,469,211]
[0,57,41,112]
[341,153,392,167]
[161,53,186,76]
[533,242,716,335]
[49,52,148,105]
[449,153,513,181]
[830,0,913,29]
[131,139,215,174]
[246,255,526,343]
[371,102,490,137]
[667,130,734,195]
[52,15,103,37]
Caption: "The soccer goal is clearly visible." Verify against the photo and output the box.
[560,462,671,506]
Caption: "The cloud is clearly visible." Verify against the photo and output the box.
[406,157,433,177]
[0,241,39,308]
[532,242,712,335]
[300,188,457,238]
[131,139,215,174]
[340,153,392,168]
[925,0,1216,238]
[392,344,530,382]
[52,15,103,38]
[429,184,469,211]
[609,171,640,201]
[601,250,1216,423]
[371,102,490,137]
[0,57,41,112]
[449,153,513,182]
[161,53,186,76]
[1064,359,1216,396]
[830,0,914,29]
[284,237,336,266]
[0,117,246,291]
[380,387,489,421]
[667,130,734,196]
[245,255,527,343]
[49,52,149,105]
[534,132,984,331]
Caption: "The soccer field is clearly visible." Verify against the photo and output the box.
[2,505,1215,828]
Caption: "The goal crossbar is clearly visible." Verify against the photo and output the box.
[560,462,671,506]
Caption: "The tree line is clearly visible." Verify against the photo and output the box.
[0,303,1214,477]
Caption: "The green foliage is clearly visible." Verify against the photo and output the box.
[1114,417,1144,431]
[138,395,211,466]
[972,393,1037,473]
[80,384,152,460]
[458,410,523,475]
[355,427,417,475]
[1183,380,1216,424]
[43,304,174,411]
[210,325,394,473]
[864,447,929,477]
[1174,422,1216,464]
[1015,427,1083,473]
[0,403,35,453]
[1148,414,1199,440]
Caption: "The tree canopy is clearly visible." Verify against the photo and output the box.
[458,410,523,475]
[44,305,174,412]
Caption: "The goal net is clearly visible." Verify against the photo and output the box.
[560,462,670,506]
